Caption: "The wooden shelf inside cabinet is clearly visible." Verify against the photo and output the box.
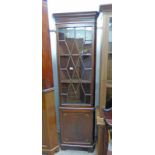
[82,53,92,56]
[60,80,91,83]
[60,53,92,56]
[61,93,92,96]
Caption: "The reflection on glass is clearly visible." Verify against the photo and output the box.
[82,55,91,68]
[109,17,112,53]
[66,28,74,38]
[86,27,93,41]
[59,28,65,40]
[76,27,85,39]
[82,70,92,81]
[83,43,92,54]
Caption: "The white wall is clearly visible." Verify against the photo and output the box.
[48,0,111,12]
[47,0,112,30]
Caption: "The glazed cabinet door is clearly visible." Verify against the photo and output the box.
[57,25,95,106]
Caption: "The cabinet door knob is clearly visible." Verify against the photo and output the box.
[69,67,74,70]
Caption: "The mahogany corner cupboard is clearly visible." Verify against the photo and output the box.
[53,11,99,151]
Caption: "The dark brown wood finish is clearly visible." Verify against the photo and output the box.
[42,1,59,155]
[42,1,53,90]
[53,12,99,25]
[60,107,94,147]
[53,11,99,151]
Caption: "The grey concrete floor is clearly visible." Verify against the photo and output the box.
[54,148,96,155]
[43,148,96,155]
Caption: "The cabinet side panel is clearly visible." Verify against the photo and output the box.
[42,2,53,89]
[43,91,59,150]
[42,95,48,149]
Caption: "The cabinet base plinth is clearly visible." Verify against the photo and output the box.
[42,145,59,155]
[60,143,95,152]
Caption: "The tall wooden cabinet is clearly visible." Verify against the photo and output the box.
[97,4,112,155]
[53,12,99,151]
[42,1,59,155]
[99,5,112,113]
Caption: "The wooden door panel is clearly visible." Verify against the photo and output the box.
[60,108,94,145]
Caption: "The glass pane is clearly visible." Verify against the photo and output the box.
[85,27,93,41]
[85,95,91,104]
[83,43,92,54]
[60,70,69,80]
[82,70,92,81]
[71,40,79,54]
[60,56,69,68]
[82,55,92,68]
[72,56,79,67]
[66,38,74,52]
[59,26,93,105]
[83,83,91,94]
[66,28,74,38]
[59,42,69,54]
[75,58,82,79]
[75,39,83,54]
[72,56,79,80]
[75,27,85,39]
[61,83,69,94]
[66,84,85,103]
[58,28,65,40]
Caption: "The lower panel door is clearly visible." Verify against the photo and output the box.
[60,107,94,146]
